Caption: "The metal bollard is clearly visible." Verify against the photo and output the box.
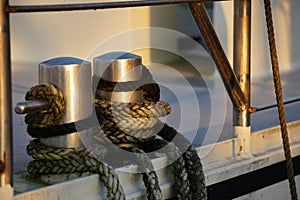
[94,52,143,82]
[94,52,144,103]
[15,57,93,148]
[39,57,92,124]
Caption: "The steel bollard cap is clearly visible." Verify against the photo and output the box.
[93,52,143,82]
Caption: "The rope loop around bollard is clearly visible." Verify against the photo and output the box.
[25,83,65,127]
[23,64,207,199]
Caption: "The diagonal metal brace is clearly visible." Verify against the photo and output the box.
[189,2,248,111]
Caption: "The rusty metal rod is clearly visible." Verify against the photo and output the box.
[233,0,251,127]
[0,0,13,187]
[7,0,229,13]
[189,2,248,111]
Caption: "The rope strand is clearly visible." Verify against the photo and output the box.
[263,0,298,199]
[24,64,207,199]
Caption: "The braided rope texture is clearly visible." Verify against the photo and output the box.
[27,140,125,200]
[25,83,65,127]
[158,123,207,199]
[128,147,162,200]
[25,64,207,199]
[95,98,170,141]
[95,95,182,198]
[263,0,298,199]
[94,65,205,198]
[25,75,164,199]
[24,84,126,200]
[165,143,191,199]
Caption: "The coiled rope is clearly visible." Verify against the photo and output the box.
[157,122,207,200]
[25,83,65,128]
[93,65,206,199]
[25,84,126,200]
[24,65,207,199]
[263,0,298,199]
[27,139,124,199]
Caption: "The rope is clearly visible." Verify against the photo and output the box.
[97,124,157,144]
[95,65,207,198]
[27,140,125,200]
[141,137,207,200]
[24,84,126,200]
[25,83,65,127]
[125,147,162,200]
[24,64,207,199]
[95,99,169,143]
[93,135,164,199]
[263,1,298,199]
[95,98,171,118]
[94,97,192,198]
[26,115,98,138]
[24,82,164,199]
[165,142,191,199]
[157,122,207,199]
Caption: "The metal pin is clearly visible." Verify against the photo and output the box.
[14,100,49,114]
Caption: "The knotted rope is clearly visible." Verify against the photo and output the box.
[24,65,207,199]
[25,83,65,127]
[27,140,124,199]
[94,66,207,199]
[24,83,126,200]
